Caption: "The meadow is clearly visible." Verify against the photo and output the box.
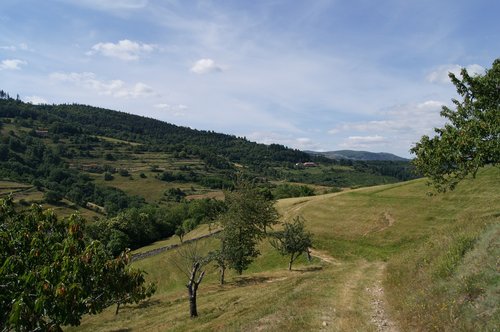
[69,166,499,331]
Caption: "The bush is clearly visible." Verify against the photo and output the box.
[44,190,62,204]
[272,184,315,199]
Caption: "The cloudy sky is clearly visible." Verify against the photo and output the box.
[0,0,498,157]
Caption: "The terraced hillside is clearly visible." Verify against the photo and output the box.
[69,166,499,331]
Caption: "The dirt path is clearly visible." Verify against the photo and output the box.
[315,259,398,332]
[277,190,350,221]
[363,211,396,237]
[366,263,399,332]
[309,248,340,265]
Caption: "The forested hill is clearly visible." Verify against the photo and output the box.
[0,94,418,217]
[0,97,313,167]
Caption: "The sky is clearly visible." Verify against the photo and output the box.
[0,0,498,157]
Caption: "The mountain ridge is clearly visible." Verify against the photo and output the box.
[306,149,409,161]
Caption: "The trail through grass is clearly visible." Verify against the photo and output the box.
[69,167,499,331]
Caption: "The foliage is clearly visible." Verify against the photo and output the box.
[217,182,279,275]
[44,189,63,204]
[270,216,313,270]
[411,58,500,192]
[86,199,226,256]
[272,183,315,199]
[164,187,186,202]
[0,198,155,330]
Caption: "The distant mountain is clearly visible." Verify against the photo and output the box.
[306,150,409,161]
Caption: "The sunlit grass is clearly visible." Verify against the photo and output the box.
[69,167,499,331]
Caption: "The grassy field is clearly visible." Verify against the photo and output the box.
[68,166,499,331]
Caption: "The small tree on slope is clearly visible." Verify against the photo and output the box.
[270,216,313,270]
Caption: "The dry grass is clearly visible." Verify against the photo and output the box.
[68,167,499,331]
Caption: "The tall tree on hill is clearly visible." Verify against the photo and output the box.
[411,58,500,192]
[216,181,279,280]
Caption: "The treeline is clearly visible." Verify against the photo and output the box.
[86,198,226,256]
[0,98,319,170]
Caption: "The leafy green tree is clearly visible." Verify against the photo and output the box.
[0,198,155,330]
[104,171,114,181]
[111,249,156,315]
[44,190,63,204]
[270,216,313,270]
[208,247,229,285]
[411,59,499,192]
[217,182,279,275]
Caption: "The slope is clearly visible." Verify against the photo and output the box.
[70,166,499,331]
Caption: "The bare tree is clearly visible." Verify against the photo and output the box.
[171,242,210,318]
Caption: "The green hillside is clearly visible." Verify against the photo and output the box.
[0,97,416,213]
[0,96,417,258]
[70,166,499,331]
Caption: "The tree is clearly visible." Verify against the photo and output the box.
[171,242,209,318]
[112,249,156,315]
[208,247,229,285]
[0,198,155,330]
[44,189,63,204]
[270,216,313,270]
[411,59,500,192]
[217,182,279,276]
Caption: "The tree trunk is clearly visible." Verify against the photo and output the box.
[289,253,298,271]
[220,266,226,285]
[115,302,121,315]
[189,288,198,317]
[187,262,205,318]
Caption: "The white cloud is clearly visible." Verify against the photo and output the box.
[427,64,485,84]
[329,99,448,154]
[24,96,48,105]
[328,120,408,134]
[57,0,148,11]
[330,99,445,135]
[339,135,387,149]
[246,131,322,150]
[154,103,188,116]
[87,39,155,61]
[190,58,223,74]
[50,71,154,98]
[0,43,29,51]
[0,59,27,70]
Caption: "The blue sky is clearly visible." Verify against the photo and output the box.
[0,0,498,157]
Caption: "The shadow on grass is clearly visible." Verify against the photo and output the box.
[233,276,273,286]
[135,299,162,309]
[119,299,162,313]
[292,265,323,273]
